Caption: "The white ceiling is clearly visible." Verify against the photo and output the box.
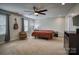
[0,3,75,19]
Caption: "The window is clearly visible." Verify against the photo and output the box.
[24,20,28,31]
[0,14,6,41]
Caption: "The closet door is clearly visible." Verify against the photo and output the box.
[0,14,6,42]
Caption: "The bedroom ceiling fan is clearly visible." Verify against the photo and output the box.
[24,6,48,16]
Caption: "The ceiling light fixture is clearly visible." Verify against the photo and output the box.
[34,13,38,16]
[61,3,65,5]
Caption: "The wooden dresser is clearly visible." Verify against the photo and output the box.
[64,31,79,55]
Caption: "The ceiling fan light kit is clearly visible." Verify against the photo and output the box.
[61,3,65,5]
[34,13,38,16]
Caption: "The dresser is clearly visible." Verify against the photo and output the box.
[64,31,79,55]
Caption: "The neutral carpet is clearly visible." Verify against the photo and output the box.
[0,37,66,55]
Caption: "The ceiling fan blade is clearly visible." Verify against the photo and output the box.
[38,9,47,12]
[24,11,33,12]
[33,6,37,12]
[38,12,46,15]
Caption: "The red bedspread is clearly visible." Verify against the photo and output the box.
[32,30,54,40]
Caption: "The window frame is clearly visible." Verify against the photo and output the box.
[21,18,28,32]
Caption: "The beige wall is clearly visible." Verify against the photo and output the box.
[9,14,22,41]
[35,17,65,37]
[9,14,34,40]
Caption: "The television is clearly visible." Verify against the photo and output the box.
[73,15,79,26]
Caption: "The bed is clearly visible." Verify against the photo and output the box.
[32,30,55,40]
